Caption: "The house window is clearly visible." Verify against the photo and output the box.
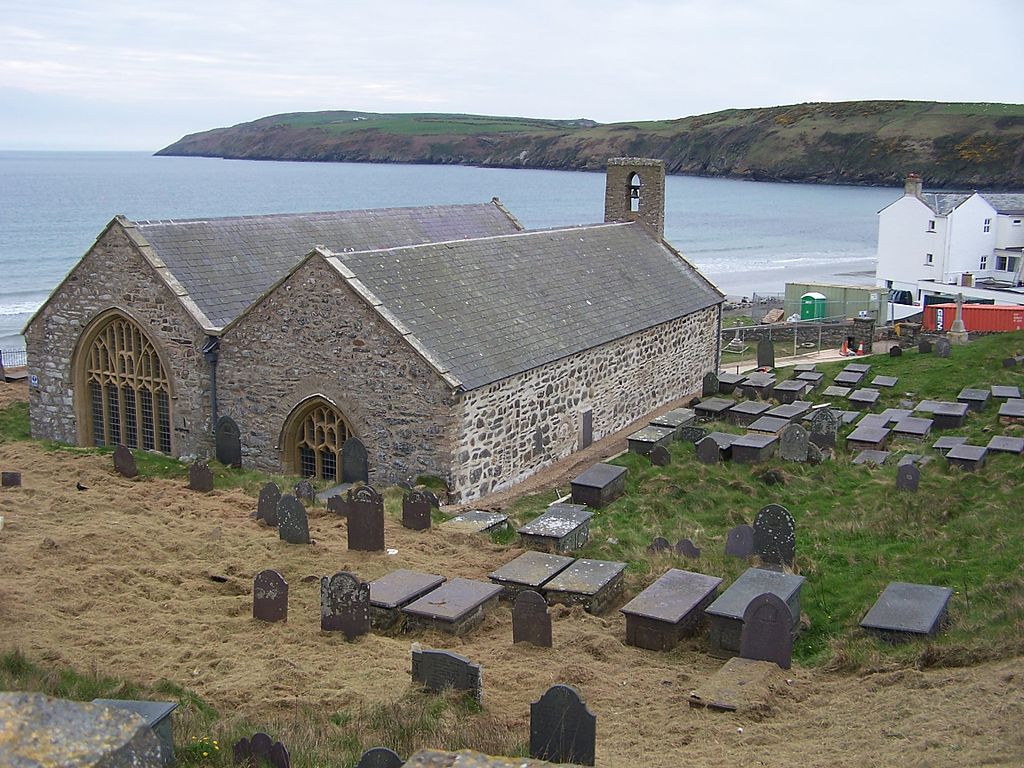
[925,253,934,265]
[980,255,988,270]
[927,220,936,232]
[983,218,991,233]
[1014,219,1022,226]
[996,255,1021,272]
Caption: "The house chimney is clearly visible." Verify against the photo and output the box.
[904,172,923,198]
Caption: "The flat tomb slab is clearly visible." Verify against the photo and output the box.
[946,444,987,471]
[991,385,1021,400]
[705,431,740,449]
[402,578,503,635]
[729,400,771,426]
[848,388,881,409]
[543,558,627,614]
[822,385,851,398]
[857,414,891,431]
[771,380,807,402]
[747,416,791,435]
[879,408,913,424]
[838,410,861,425]
[860,581,953,639]
[932,402,970,429]
[987,435,1024,454]
[796,371,824,384]
[845,425,890,450]
[766,401,812,420]
[852,450,890,465]
[843,363,871,374]
[833,371,864,386]
[621,569,724,650]
[932,435,968,453]
[706,568,805,655]
[730,433,778,463]
[488,550,575,597]
[694,398,736,421]
[871,375,899,388]
[570,462,627,509]
[957,387,991,412]
[793,363,818,373]
[688,657,784,713]
[369,569,446,629]
[518,504,593,553]
[442,510,508,534]
[650,407,696,431]
[627,425,676,455]
[998,399,1024,420]
[717,372,745,393]
[742,374,776,399]
[892,416,933,439]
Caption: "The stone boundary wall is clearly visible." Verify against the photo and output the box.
[24,224,211,456]
[216,255,457,485]
[451,305,720,501]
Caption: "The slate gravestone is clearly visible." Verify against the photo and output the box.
[214,416,242,468]
[253,569,288,623]
[739,592,794,669]
[529,684,597,767]
[647,536,671,554]
[513,589,552,648]
[919,339,933,354]
[580,409,593,449]
[935,338,952,358]
[695,436,720,464]
[277,495,310,545]
[188,461,214,492]
[1,471,22,487]
[402,488,437,531]
[342,437,369,483]
[355,747,402,768]
[860,581,954,639]
[778,422,810,462]
[113,445,138,478]
[896,463,920,492]
[293,479,315,502]
[675,539,700,559]
[725,524,755,558]
[232,732,290,768]
[320,571,370,639]
[889,345,903,358]
[411,649,483,704]
[649,445,671,467]
[752,504,796,567]
[1003,357,1017,369]
[257,482,281,525]
[678,425,709,444]
[347,485,385,551]
[702,371,719,397]
[757,338,775,369]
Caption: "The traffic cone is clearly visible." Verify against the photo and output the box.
[839,339,849,356]
[856,341,865,356]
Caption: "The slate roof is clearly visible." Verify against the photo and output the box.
[321,222,722,390]
[919,192,1024,216]
[128,203,521,329]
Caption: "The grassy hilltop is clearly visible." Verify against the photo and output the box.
[156,101,1024,189]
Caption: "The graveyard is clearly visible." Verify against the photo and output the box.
[1,333,1024,766]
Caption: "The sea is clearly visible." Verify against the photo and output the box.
[0,151,900,353]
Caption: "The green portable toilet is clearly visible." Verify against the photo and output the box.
[800,292,827,320]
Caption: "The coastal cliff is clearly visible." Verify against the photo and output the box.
[157,101,1024,189]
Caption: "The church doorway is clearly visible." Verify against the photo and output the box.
[283,398,354,483]
[74,311,174,453]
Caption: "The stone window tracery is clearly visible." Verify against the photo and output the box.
[293,403,351,483]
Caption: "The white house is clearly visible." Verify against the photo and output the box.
[876,174,1024,305]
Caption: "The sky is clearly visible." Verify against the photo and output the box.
[1,0,1022,151]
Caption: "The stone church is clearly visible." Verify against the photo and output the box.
[25,158,723,501]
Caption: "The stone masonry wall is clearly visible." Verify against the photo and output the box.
[216,256,457,486]
[451,304,720,501]
[24,224,211,455]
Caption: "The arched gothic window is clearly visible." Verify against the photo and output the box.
[80,314,172,452]
[292,401,352,483]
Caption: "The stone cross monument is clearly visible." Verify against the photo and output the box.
[948,292,969,345]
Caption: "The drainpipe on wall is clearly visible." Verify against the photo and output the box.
[202,336,220,433]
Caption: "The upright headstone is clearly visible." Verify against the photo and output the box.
[356,747,402,768]
[1003,357,1017,369]
[513,590,552,648]
[739,592,793,669]
[809,408,840,449]
[347,485,385,551]
[342,437,369,484]
[580,409,593,449]
[113,445,138,478]
[402,489,437,531]
[675,539,700,559]
[326,495,346,516]
[320,571,370,640]
[757,338,775,369]
[188,461,214,492]
[253,569,288,623]
[725,524,755,558]
[277,495,310,545]
[752,503,796,567]
[702,371,719,397]
[935,338,952,358]
[293,479,315,502]
[529,684,597,767]
[232,732,290,768]
[647,536,671,554]
[695,436,720,464]
[896,463,920,492]
[649,445,671,467]
[214,416,242,468]
[918,339,933,354]
[257,482,282,525]
[411,649,483,704]
[778,422,810,462]
[889,345,903,358]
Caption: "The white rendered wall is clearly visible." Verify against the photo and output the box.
[996,214,1024,249]
[876,196,943,293]
[945,195,997,279]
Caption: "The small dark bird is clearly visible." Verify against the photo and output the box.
[76,481,88,491]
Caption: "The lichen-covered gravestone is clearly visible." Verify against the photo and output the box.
[778,422,810,462]
[757,338,775,369]
[935,338,952,358]
[809,408,840,449]
[188,461,214,492]
[348,485,385,551]
[529,684,597,766]
[702,371,719,396]
[739,592,794,669]
[292,479,315,502]
[513,589,552,648]
[277,495,310,545]
[402,488,437,531]
[725,524,755,558]
[232,732,290,768]
[752,503,796,567]
[320,571,370,639]
[896,463,920,492]
[355,747,402,768]
[113,444,138,478]
[411,649,483,704]
[649,444,671,467]
[253,569,288,623]
[257,482,281,525]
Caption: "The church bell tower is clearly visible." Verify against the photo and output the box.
[604,157,665,238]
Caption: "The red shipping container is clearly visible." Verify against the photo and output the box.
[923,303,1024,332]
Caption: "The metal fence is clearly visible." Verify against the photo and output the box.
[0,349,27,368]
[720,315,857,366]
